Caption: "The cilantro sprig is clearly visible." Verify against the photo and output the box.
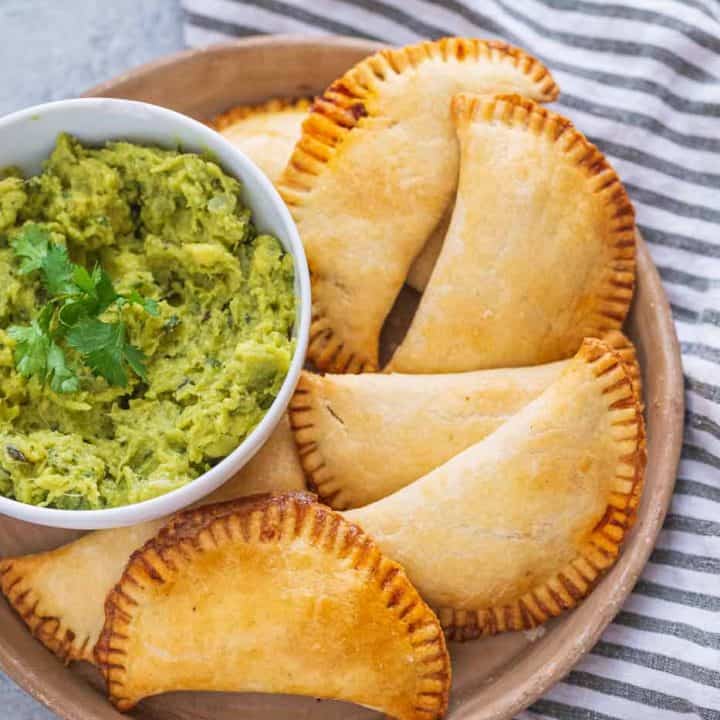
[7,224,158,392]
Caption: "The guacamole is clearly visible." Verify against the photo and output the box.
[0,134,295,509]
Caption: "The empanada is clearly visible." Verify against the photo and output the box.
[96,493,450,718]
[212,98,310,183]
[278,39,559,372]
[291,331,640,509]
[0,415,306,664]
[390,93,636,373]
[346,339,646,639]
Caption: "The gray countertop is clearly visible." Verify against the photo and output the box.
[0,1,184,715]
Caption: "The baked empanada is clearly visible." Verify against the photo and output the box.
[390,93,636,373]
[0,415,306,664]
[212,98,310,183]
[96,493,450,718]
[346,339,645,639]
[278,39,559,372]
[291,331,640,509]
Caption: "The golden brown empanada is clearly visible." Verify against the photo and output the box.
[96,493,450,718]
[0,415,306,664]
[278,39,559,372]
[291,331,640,509]
[212,98,310,183]
[346,339,646,639]
[390,93,636,373]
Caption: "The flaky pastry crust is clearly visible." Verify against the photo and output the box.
[390,93,635,373]
[96,493,450,718]
[348,339,646,640]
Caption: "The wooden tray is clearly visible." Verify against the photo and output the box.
[0,36,684,720]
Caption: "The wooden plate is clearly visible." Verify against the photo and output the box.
[0,36,684,720]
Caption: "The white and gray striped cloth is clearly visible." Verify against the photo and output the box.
[182,2,719,718]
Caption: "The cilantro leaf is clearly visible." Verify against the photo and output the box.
[12,224,77,296]
[123,343,149,381]
[57,299,89,328]
[47,342,79,393]
[86,346,129,387]
[11,224,50,274]
[8,321,50,378]
[65,316,116,354]
[9,229,156,392]
[42,243,77,296]
[36,303,54,334]
[93,266,119,312]
[59,265,118,326]
[72,264,95,293]
[66,318,147,387]
[9,321,79,393]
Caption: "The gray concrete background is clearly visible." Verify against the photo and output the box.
[0,0,184,114]
[0,1,185,715]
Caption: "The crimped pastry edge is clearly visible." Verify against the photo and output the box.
[289,373,350,506]
[600,329,643,408]
[95,492,451,718]
[209,97,311,131]
[450,92,636,347]
[0,553,93,664]
[438,337,647,640]
[278,38,561,374]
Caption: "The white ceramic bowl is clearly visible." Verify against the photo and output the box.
[0,98,310,530]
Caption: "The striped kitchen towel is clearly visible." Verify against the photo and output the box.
[182,1,720,718]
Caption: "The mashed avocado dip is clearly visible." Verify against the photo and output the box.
[0,134,295,509]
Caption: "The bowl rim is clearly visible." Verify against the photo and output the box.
[0,96,311,530]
